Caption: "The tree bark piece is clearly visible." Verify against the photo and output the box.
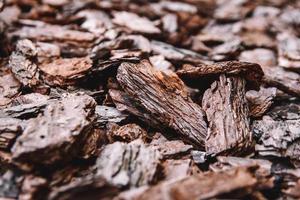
[202,74,252,155]
[253,116,300,167]
[13,25,95,44]
[277,33,300,71]
[107,123,147,143]
[38,57,92,86]
[11,93,96,171]
[177,61,263,86]
[137,166,267,200]
[115,60,207,147]
[150,40,208,64]
[246,87,277,118]
[263,67,300,98]
[9,39,40,88]
[210,156,274,190]
[113,11,161,34]
[94,105,128,128]
[0,93,49,119]
[152,140,193,159]
[96,139,162,188]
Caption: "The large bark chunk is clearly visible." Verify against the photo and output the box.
[210,156,274,190]
[115,60,207,147]
[246,87,277,118]
[137,166,267,200]
[9,39,39,88]
[96,140,161,188]
[239,48,277,68]
[253,116,300,167]
[0,93,49,119]
[150,40,207,63]
[152,140,193,159]
[11,93,96,170]
[112,11,160,34]
[13,25,95,43]
[107,123,147,143]
[177,61,263,86]
[202,75,252,155]
[263,67,300,98]
[38,57,92,86]
[94,105,128,128]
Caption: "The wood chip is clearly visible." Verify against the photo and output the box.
[202,75,252,155]
[115,60,207,147]
[113,11,160,34]
[96,140,162,187]
[39,57,92,86]
[11,94,96,170]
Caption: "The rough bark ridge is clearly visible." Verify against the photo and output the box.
[11,93,96,170]
[177,61,264,84]
[116,60,207,147]
[202,75,252,155]
[96,140,161,188]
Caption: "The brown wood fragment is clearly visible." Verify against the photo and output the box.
[107,123,147,143]
[277,33,300,71]
[202,74,252,155]
[112,11,160,34]
[246,87,277,118]
[38,57,92,86]
[1,93,49,119]
[94,105,128,128]
[149,55,175,73]
[9,39,40,88]
[253,116,300,167]
[150,40,207,63]
[152,140,193,159]
[239,48,277,68]
[36,42,61,63]
[262,67,300,98]
[211,156,274,190]
[2,1,300,199]
[13,25,95,43]
[11,94,96,171]
[240,31,276,49]
[177,61,264,86]
[137,166,266,200]
[115,60,207,147]
[96,139,162,187]
[214,0,254,22]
